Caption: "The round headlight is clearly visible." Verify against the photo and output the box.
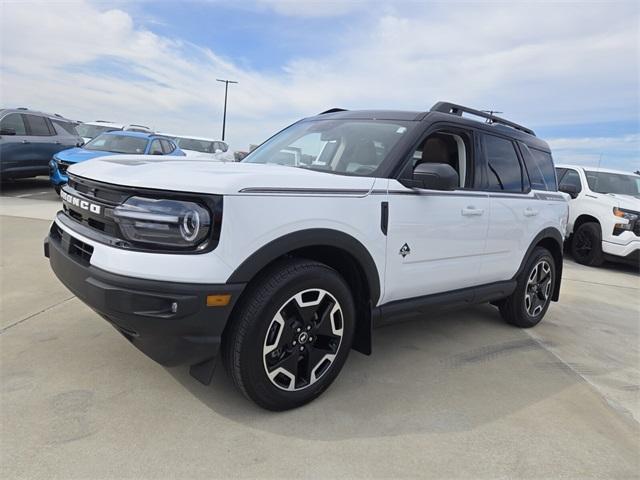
[180,210,201,241]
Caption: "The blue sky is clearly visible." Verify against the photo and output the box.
[1,0,638,171]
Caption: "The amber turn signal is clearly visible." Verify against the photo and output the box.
[206,294,231,307]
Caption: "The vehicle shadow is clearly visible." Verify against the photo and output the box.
[167,303,581,440]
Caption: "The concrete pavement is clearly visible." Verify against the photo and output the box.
[1,188,638,479]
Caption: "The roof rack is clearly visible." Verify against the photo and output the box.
[430,101,535,136]
[319,108,347,115]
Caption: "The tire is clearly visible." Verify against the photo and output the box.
[499,247,556,328]
[222,258,355,411]
[570,222,604,266]
[54,185,61,195]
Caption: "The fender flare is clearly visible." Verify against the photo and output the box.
[226,228,382,305]
[514,227,564,301]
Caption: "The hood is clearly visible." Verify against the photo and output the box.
[55,147,119,164]
[605,193,640,211]
[67,155,377,195]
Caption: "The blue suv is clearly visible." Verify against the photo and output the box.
[0,108,82,180]
[50,131,185,191]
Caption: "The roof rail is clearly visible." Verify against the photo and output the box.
[430,101,535,136]
[319,108,347,115]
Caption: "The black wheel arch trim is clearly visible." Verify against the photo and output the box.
[226,228,382,306]
[514,227,564,301]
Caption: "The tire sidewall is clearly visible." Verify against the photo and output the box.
[239,265,355,409]
[514,248,556,326]
[571,223,602,265]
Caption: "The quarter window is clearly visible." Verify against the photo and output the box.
[52,120,79,136]
[519,143,557,191]
[484,134,523,192]
[24,114,54,136]
[0,113,27,135]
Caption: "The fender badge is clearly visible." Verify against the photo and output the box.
[399,243,411,258]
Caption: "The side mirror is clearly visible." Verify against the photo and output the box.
[215,149,223,154]
[559,184,578,199]
[0,127,16,136]
[400,162,459,191]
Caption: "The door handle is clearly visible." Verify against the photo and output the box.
[524,208,539,217]
[461,206,484,216]
[21,140,29,144]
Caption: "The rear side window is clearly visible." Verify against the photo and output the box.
[52,120,79,136]
[519,143,557,191]
[160,139,174,154]
[24,114,54,136]
[0,113,27,135]
[149,139,163,155]
[483,134,523,192]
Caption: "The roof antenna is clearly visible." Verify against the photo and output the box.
[481,110,503,124]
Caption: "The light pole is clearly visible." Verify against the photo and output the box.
[216,78,238,141]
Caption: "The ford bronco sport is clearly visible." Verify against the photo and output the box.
[45,102,568,410]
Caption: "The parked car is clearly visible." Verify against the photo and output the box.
[556,164,639,266]
[76,121,153,143]
[161,133,230,161]
[49,131,184,191]
[0,108,82,180]
[45,102,568,410]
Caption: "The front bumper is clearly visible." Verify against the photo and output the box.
[602,238,640,261]
[49,159,69,186]
[44,225,245,372]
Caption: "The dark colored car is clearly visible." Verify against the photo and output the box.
[0,108,83,180]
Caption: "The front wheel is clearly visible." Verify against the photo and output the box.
[570,222,604,266]
[499,247,556,328]
[54,185,61,195]
[222,259,355,411]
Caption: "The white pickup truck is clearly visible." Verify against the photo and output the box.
[556,165,640,266]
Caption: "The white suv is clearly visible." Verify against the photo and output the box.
[556,165,640,266]
[45,102,568,410]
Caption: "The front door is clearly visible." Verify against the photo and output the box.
[382,127,489,304]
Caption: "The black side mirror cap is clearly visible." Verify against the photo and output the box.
[400,162,459,191]
[558,184,578,199]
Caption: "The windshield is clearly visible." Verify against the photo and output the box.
[585,171,640,196]
[77,124,120,139]
[243,119,413,176]
[84,134,148,154]
[175,138,215,153]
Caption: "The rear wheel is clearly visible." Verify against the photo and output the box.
[222,259,355,411]
[499,247,556,328]
[570,222,604,266]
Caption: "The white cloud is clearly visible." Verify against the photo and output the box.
[0,0,638,163]
[548,134,639,170]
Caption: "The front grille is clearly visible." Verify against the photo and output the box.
[61,175,123,237]
[634,222,640,236]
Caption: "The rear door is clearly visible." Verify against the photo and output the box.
[23,114,57,172]
[477,133,534,283]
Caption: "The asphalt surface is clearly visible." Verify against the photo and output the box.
[1,178,639,479]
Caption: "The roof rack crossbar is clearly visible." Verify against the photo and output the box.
[430,101,535,136]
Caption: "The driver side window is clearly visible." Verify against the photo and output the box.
[405,130,474,188]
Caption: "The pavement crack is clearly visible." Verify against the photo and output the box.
[0,296,75,334]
